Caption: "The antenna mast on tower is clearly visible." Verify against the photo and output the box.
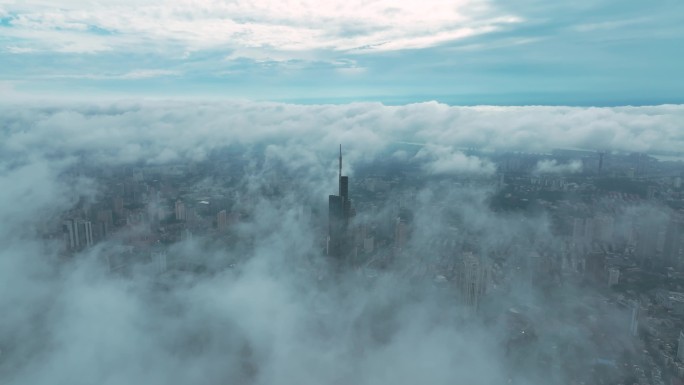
[339,144,342,195]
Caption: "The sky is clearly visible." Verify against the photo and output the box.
[1,0,683,104]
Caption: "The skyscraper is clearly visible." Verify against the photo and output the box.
[678,330,684,362]
[217,210,228,232]
[63,218,93,251]
[608,267,620,286]
[460,252,490,310]
[175,200,186,221]
[664,216,683,266]
[63,219,78,251]
[629,300,640,337]
[328,145,354,261]
[394,207,412,253]
[77,220,94,249]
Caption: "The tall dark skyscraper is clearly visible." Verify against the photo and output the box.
[328,145,354,261]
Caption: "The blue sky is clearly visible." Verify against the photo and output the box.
[0,0,682,105]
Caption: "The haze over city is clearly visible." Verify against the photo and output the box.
[1,1,684,385]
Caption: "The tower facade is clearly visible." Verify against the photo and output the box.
[328,145,354,261]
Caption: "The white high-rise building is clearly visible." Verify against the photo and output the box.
[629,300,640,336]
[77,220,93,248]
[64,219,93,250]
[63,219,78,250]
[460,253,490,310]
[608,267,620,286]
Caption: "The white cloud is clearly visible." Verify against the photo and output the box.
[1,102,683,169]
[119,69,180,79]
[1,0,521,57]
[415,145,496,175]
[3,27,114,53]
[5,45,37,54]
[533,159,583,174]
[43,69,182,80]
[0,81,34,102]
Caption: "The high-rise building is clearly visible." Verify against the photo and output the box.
[328,145,354,261]
[152,250,167,274]
[63,219,78,250]
[64,219,93,250]
[113,196,124,216]
[608,267,620,286]
[629,300,640,337]
[460,253,490,310]
[185,206,197,223]
[664,216,683,266]
[678,330,684,362]
[95,209,113,241]
[394,217,408,251]
[583,218,595,248]
[77,220,93,248]
[217,210,228,232]
[394,207,412,253]
[571,217,585,255]
[175,200,186,221]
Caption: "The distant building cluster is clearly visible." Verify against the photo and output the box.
[47,144,684,383]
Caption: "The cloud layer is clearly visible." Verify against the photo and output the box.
[0,100,665,384]
[1,102,683,166]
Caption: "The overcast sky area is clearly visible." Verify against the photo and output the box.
[1,0,683,104]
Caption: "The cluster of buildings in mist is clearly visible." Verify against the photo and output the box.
[48,145,684,384]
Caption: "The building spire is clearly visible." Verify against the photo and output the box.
[339,144,342,178]
[339,144,342,196]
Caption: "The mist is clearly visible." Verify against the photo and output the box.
[1,100,682,385]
